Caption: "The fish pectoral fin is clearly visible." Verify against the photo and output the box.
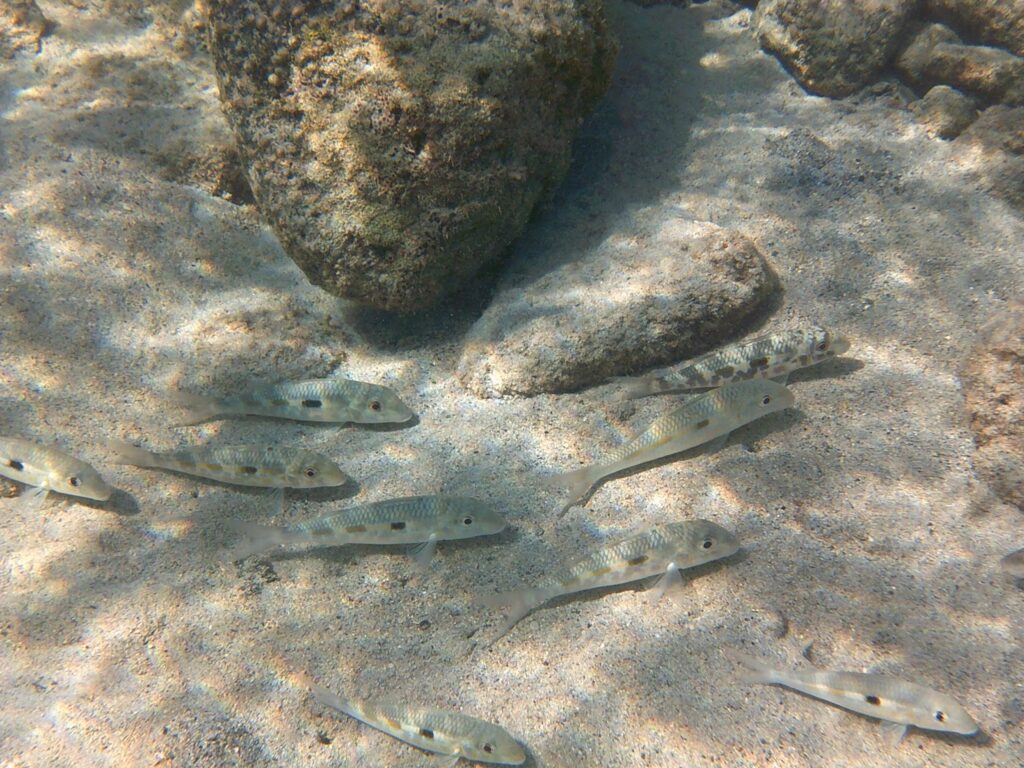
[17,484,50,514]
[409,534,438,571]
[260,487,284,516]
[704,433,729,456]
[880,721,908,746]
[649,561,684,603]
[430,754,461,768]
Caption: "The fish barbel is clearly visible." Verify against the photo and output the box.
[726,650,979,743]
[312,683,526,766]
[0,437,112,510]
[616,327,849,400]
[171,377,415,425]
[545,379,795,509]
[229,495,506,565]
[480,520,739,643]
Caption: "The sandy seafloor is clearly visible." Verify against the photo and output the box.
[1,2,1023,767]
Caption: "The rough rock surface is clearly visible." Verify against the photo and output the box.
[909,85,978,139]
[206,0,616,311]
[753,0,916,96]
[0,0,49,56]
[954,104,1024,208]
[925,0,1024,58]
[961,304,1024,510]
[896,22,1024,106]
[458,217,777,397]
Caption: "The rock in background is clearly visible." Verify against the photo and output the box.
[458,216,777,397]
[962,304,1024,510]
[925,0,1024,57]
[752,0,917,96]
[206,0,616,311]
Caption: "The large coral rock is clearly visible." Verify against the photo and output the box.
[753,0,917,97]
[954,104,1024,208]
[961,304,1024,509]
[926,0,1024,58]
[457,214,778,397]
[206,0,616,311]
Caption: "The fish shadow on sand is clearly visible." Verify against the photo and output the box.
[98,487,141,516]
[787,356,864,385]
[555,408,805,513]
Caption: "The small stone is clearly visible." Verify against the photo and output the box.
[457,215,778,397]
[754,0,917,97]
[910,85,978,139]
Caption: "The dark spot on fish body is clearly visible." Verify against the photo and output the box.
[200,463,223,473]
[865,695,881,706]
[271,398,289,406]
[484,743,494,754]
[627,555,649,566]
[302,399,322,408]
[715,366,735,379]
[695,419,710,429]
[750,357,769,369]
[7,459,24,471]
[935,710,946,722]
[420,728,434,739]
[241,466,259,475]
[344,525,367,533]
[590,566,612,577]
[390,521,406,530]
[240,395,262,407]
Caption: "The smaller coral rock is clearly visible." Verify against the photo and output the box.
[896,23,1024,106]
[754,0,916,96]
[457,214,778,398]
[910,85,977,139]
[954,105,1024,208]
[961,303,1024,509]
[925,0,1024,58]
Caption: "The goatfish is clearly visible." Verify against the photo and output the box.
[0,437,112,510]
[107,440,349,489]
[171,377,414,425]
[312,683,526,766]
[726,650,979,743]
[229,495,506,565]
[545,379,795,510]
[1001,548,1024,578]
[480,520,739,644]
[616,327,849,400]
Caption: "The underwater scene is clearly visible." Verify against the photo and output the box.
[1,1,1022,766]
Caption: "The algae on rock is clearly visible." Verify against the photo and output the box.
[206,0,617,311]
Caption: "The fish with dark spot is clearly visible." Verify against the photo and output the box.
[615,327,849,400]
[0,437,112,511]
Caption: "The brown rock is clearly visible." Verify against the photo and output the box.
[961,303,1024,509]
[0,0,49,56]
[954,104,1024,207]
[925,0,1024,58]
[457,215,779,397]
[753,0,917,97]
[910,85,978,139]
[896,23,1024,106]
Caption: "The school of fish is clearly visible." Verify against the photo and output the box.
[5,325,1008,762]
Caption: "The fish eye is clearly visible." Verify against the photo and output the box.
[369,400,382,411]
[761,395,771,406]
[304,467,318,478]
[816,341,828,351]
[702,539,713,549]
[935,710,946,722]
[463,516,474,525]
[483,743,493,754]
[69,476,80,487]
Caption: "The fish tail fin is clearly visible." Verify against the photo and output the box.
[225,519,292,560]
[723,649,779,685]
[310,682,356,718]
[167,390,223,426]
[105,439,158,468]
[540,466,598,511]
[477,588,543,645]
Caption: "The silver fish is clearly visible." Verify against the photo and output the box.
[616,327,850,400]
[0,437,112,510]
[171,377,414,425]
[107,440,349,489]
[312,683,526,766]
[480,520,739,643]
[229,495,506,565]
[1001,548,1024,578]
[546,379,795,509]
[726,651,979,743]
